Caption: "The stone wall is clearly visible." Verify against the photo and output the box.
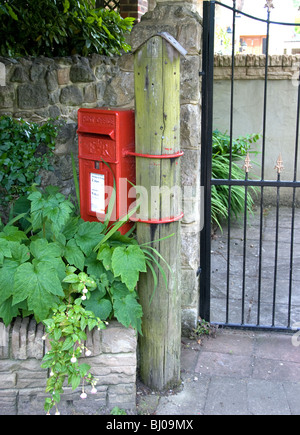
[0,54,134,200]
[0,318,137,415]
[214,54,300,81]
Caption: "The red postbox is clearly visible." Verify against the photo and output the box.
[77,108,136,235]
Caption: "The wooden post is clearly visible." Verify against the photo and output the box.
[134,34,186,390]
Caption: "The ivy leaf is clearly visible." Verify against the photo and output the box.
[63,239,85,271]
[111,245,147,292]
[13,261,64,320]
[75,221,105,256]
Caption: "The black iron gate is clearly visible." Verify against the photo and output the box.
[200,0,300,332]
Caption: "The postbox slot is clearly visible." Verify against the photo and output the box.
[77,110,116,139]
[94,161,100,170]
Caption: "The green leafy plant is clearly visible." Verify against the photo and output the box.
[41,272,106,414]
[0,185,146,332]
[0,0,134,57]
[0,184,165,413]
[110,406,127,415]
[0,116,58,205]
[190,317,218,342]
[211,130,260,230]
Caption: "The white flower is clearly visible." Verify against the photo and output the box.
[91,387,97,394]
[55,411,60,415]
[81,295,87,301]
[85,349,91,357]
[82,287,88,294]
[70,356,77,363]
[42,335,47,341]
[80,392,87,399]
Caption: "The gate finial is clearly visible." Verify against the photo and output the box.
[264,0,275,12]
[275,153,284,174]
[243,153,252,173]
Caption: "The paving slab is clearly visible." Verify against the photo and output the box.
[149,329,300,415]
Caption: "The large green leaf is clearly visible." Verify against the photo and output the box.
[83,290,112,320]
[84,251,105,278]
[30,239,62,260]
[0,239,11,265]
[113,294,142,334]
[0,226,27,242]
[63,239,85,271]
[13,261,64,320]
[0,297,24,326]
[0,259,19,305]
[111,245,146,292]
[75,221,105,256]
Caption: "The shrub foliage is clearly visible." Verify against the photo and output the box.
[0,0,135,57]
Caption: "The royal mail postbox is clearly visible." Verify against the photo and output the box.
[77,108,136,234]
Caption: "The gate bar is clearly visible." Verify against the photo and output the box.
[200,0,216,322]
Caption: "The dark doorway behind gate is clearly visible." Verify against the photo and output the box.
[200,0,300,332]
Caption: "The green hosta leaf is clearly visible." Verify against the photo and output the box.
[111,245,147,292]
[63,239,85,271]
[13,261,64,320]
[75,221,105,256]
[113,294,143,334]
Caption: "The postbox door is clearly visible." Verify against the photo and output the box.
[79,158,115,223]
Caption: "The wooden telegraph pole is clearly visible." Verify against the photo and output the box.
[133,33,186,390]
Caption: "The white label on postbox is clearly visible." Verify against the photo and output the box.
[90,173,105,214]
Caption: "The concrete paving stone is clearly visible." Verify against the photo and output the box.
[254,333,300,362]
[247,379,291,415]
[204,377,249,415]
[252,357,300,382]
[283,382,300,415]
[198,331,255,356]
[195,351,253,378]
[156,376,210,416]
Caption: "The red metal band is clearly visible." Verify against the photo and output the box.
[125,151,184,159]
[130,212,184,224]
